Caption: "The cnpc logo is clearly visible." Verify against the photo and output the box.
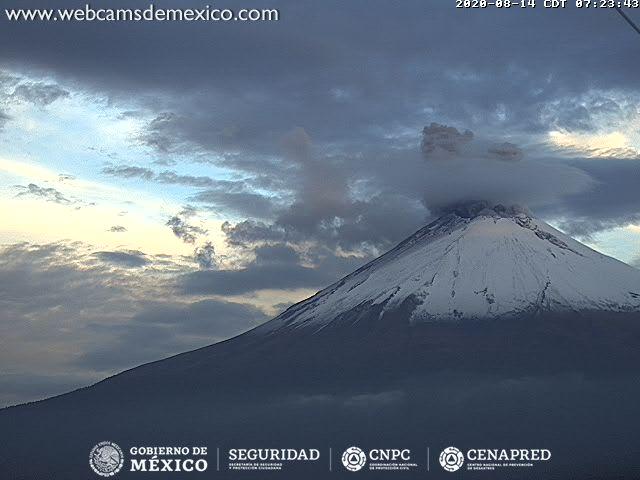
[341,446,411,472]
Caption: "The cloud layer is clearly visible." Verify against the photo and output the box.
[0,242,269,406]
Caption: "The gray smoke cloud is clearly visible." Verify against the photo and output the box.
[419,124,594,214]
[421,123,474,158]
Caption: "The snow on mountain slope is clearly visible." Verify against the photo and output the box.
[263,204,640,331]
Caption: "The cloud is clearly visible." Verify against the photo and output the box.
[181,263,328,296]
[0,243,145,403]
[0,372,95,408]
[190,189,278,219]
[421,123,474,157]
[539,93,638,135]
[181,236,369,296]
[101,164,277,219]
[0,110,10,130]
[254,244,301,265]
[421,155,594,215]
[93,250,149,268]
[282,126,313,161]
[342,390,405,409]
[77,298,268,371]
[222,220,287,246]
[165,207,224,269]
[102,163,219,187]
[0,243,117,307]
[4,0,640,161]
[211,128,430,254]
[133,299,268,338]
[416,124,595,214]
[0,241,271,405]
[9,6,633,243]
[102,164,154,180]
[542,159,640,237]
[12,82,69,106]
[14,183,72,204]
[138,112,187,153]
[194,241,216,270]
[156,171,218,188]
[108,225,127,233]
[166,206,207,244]
[211,122,596,269]
[488,142,523,162]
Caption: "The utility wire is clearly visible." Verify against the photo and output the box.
[615,6,640,36]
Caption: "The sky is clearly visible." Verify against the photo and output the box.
[1,0,640,406]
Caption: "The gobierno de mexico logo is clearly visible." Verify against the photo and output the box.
[341,446,367,472]
[89,441,124,477]
[439,446,464,472]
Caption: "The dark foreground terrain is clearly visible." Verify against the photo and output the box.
[1,311,640,479]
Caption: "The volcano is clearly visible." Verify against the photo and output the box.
[262,202,640,326]
[2,204,640,479]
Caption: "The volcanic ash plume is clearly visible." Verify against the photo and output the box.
[419,123,594,215]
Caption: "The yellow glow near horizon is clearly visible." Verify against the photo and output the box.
[0,197,193,255]
[0,156,227,257]
[548,130,635,157]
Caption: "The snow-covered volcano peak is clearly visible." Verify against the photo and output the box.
[263,207,640,332]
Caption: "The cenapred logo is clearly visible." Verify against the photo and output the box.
[341,446,367,472]
[89,441,124,477]
[439,446,464,472]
